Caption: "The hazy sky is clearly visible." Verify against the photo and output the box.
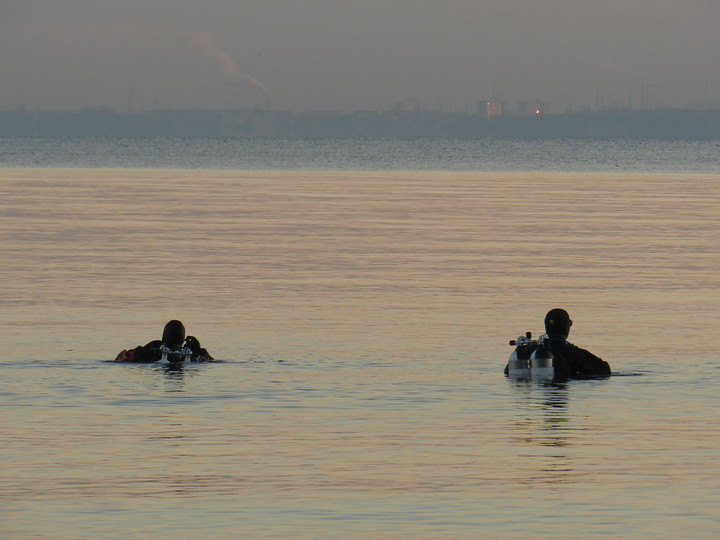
[2,0,718,113]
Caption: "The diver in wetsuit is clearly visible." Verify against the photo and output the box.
[114,320,213,362]
[543,308,610,379]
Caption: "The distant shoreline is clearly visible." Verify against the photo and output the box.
[2,108,719,140]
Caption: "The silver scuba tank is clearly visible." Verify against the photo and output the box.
[159,344,193,364]
[507,332,554,379]
[507,331,532,378]
[529,342,554,379]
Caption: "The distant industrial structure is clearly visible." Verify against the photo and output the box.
[480,100,504,117]
[394,99,421,113]
[479,98,546,118]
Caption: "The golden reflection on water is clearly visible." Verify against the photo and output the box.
[1,169,720,538]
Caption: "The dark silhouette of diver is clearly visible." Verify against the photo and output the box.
[505,308,610,379]
[542,308,610,379]
[114,320,214,362]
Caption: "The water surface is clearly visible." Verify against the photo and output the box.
[2,169,719,538]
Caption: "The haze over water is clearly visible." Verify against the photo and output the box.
[2,139,719,538]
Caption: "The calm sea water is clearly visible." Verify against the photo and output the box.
[1,136,720,173]
[1,138,720,538]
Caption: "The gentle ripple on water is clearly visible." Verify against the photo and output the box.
[2,136,720,172]
[1,168,719,538]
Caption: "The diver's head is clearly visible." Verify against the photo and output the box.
[544,308,572,338]
[162,320,186,348]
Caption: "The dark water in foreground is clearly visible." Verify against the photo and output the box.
[2,166,720,538]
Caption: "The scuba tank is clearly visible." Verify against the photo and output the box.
[507,331,533,378]
[159,343,193,364]
[507,332,554,380]
[529,339,554,379]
